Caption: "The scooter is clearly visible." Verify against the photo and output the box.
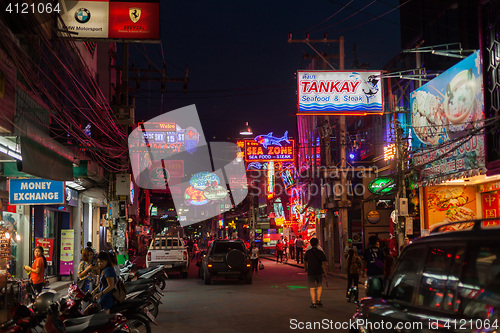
[121,262,168,290]
[62,282,156,331]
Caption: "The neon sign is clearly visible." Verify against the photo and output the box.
[267,161,274,194]
[244,138,295,162]
[368,177,396,195]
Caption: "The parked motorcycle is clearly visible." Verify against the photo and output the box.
[62,282,155,333]
[120,261,168,290]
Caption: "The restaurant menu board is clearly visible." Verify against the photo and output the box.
[411,51,485,184]
[424,186,477,229]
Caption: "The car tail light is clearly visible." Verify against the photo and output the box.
[246,259,251,267]
[147,252,151,262]
[208,258,213,268]
[183,251,187,261]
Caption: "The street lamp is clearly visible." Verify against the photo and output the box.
[239,122,253,135]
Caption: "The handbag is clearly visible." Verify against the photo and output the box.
[258,261,265,270]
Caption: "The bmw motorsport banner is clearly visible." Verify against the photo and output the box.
[59,1,160,40]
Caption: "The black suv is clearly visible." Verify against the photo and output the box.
[200,240,252,285]
[353,220,500,333]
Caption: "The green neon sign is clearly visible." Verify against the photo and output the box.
[368,177,396,195]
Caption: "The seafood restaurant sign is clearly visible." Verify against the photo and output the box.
[410,51,485,184]
[296,71,383,115]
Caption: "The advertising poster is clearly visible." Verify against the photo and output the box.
[297,71,383,114]
[35,238,54,266]
[423,186,477,230]
[480,191,500,227]
[60,230,74,276]
[411,51,485,184]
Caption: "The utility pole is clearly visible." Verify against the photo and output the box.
[289,34,346,272]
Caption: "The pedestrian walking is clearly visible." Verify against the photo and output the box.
[276,240,284,263]
[344,239,354,259]
[346,248,363,300]
[295,235,304,264]
[283,237,289,262]
[289,236,295,260]
[250,241,260,277]
[364,236,384,278]
[304,238,328,308]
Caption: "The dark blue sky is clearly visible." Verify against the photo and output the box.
[131,0,402,140]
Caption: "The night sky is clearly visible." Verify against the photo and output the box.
[129,0,402,141]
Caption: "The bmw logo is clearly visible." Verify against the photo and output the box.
[75,8,91,24]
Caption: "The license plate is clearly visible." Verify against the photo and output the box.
[144,309,158,325]
[153,293,161,302]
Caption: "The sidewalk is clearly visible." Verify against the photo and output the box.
[260,254,348,280]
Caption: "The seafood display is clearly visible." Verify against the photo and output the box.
[428,187,469,211]
[426,186,478,229]
[412,90,448,145]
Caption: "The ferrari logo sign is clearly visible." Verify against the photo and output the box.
[129,8,141,23]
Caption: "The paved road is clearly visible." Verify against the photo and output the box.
[152,260,361,333]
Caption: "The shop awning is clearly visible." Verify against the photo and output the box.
[17,137,74,181]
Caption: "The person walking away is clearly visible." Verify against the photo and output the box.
[295,235,304,264]
[304,238,328,308]
[276,240,284,263]
[346,248,363,300]
[24,246,47,294]
[91,252,117,314]
[192,241,200,261]
[78,248,97,293]
[289,236,295,260]
[250,242,260,277]
[364,236,384,278]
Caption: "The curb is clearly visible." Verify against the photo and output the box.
[260,256,347,280]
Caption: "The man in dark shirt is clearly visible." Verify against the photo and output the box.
[295,235,304,264]
[364,235,384,278]
[304,237,328,308]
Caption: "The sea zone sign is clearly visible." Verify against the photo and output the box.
[244,139,295,162]
[9,179,65,205]
[297,71,383,115]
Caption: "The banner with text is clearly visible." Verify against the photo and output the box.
[297,71,383,115]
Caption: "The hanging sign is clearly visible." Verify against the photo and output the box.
[244,132,295,162]
[297,71,383,115]
[368,177,396,195]
[9,179,64,205]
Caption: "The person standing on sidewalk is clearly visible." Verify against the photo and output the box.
[364,236,384,278]
[304,237,328,308]
[346,248,363,300]
[276,239,284,263]
[295,235,304,264]
[250,241,260,277]
[289,236,296,260]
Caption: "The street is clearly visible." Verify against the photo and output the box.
[153,259,359,333]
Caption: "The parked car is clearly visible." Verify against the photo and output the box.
[147,235,189,278]
[352,220,500,333]
[200,239,252,285]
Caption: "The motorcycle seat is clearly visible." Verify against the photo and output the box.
[64,314,115,332]
[125,283,155,294]
[136,267,156,276]
[110,299,144,313]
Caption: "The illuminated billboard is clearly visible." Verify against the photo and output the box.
[297,71,383,115]
[59,0,160,40]
[244,132,295,162]
[410,51,485,184]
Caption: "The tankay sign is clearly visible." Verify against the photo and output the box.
[9,179,65,205]
[297,71,383,115]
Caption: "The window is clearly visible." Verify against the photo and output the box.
[457,243,500,319]
[387,247,425,303]
[212,242,245,254]
[417,246,465,311]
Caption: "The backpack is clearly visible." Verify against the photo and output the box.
[113,278,126,303]
[349,256,362,275]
